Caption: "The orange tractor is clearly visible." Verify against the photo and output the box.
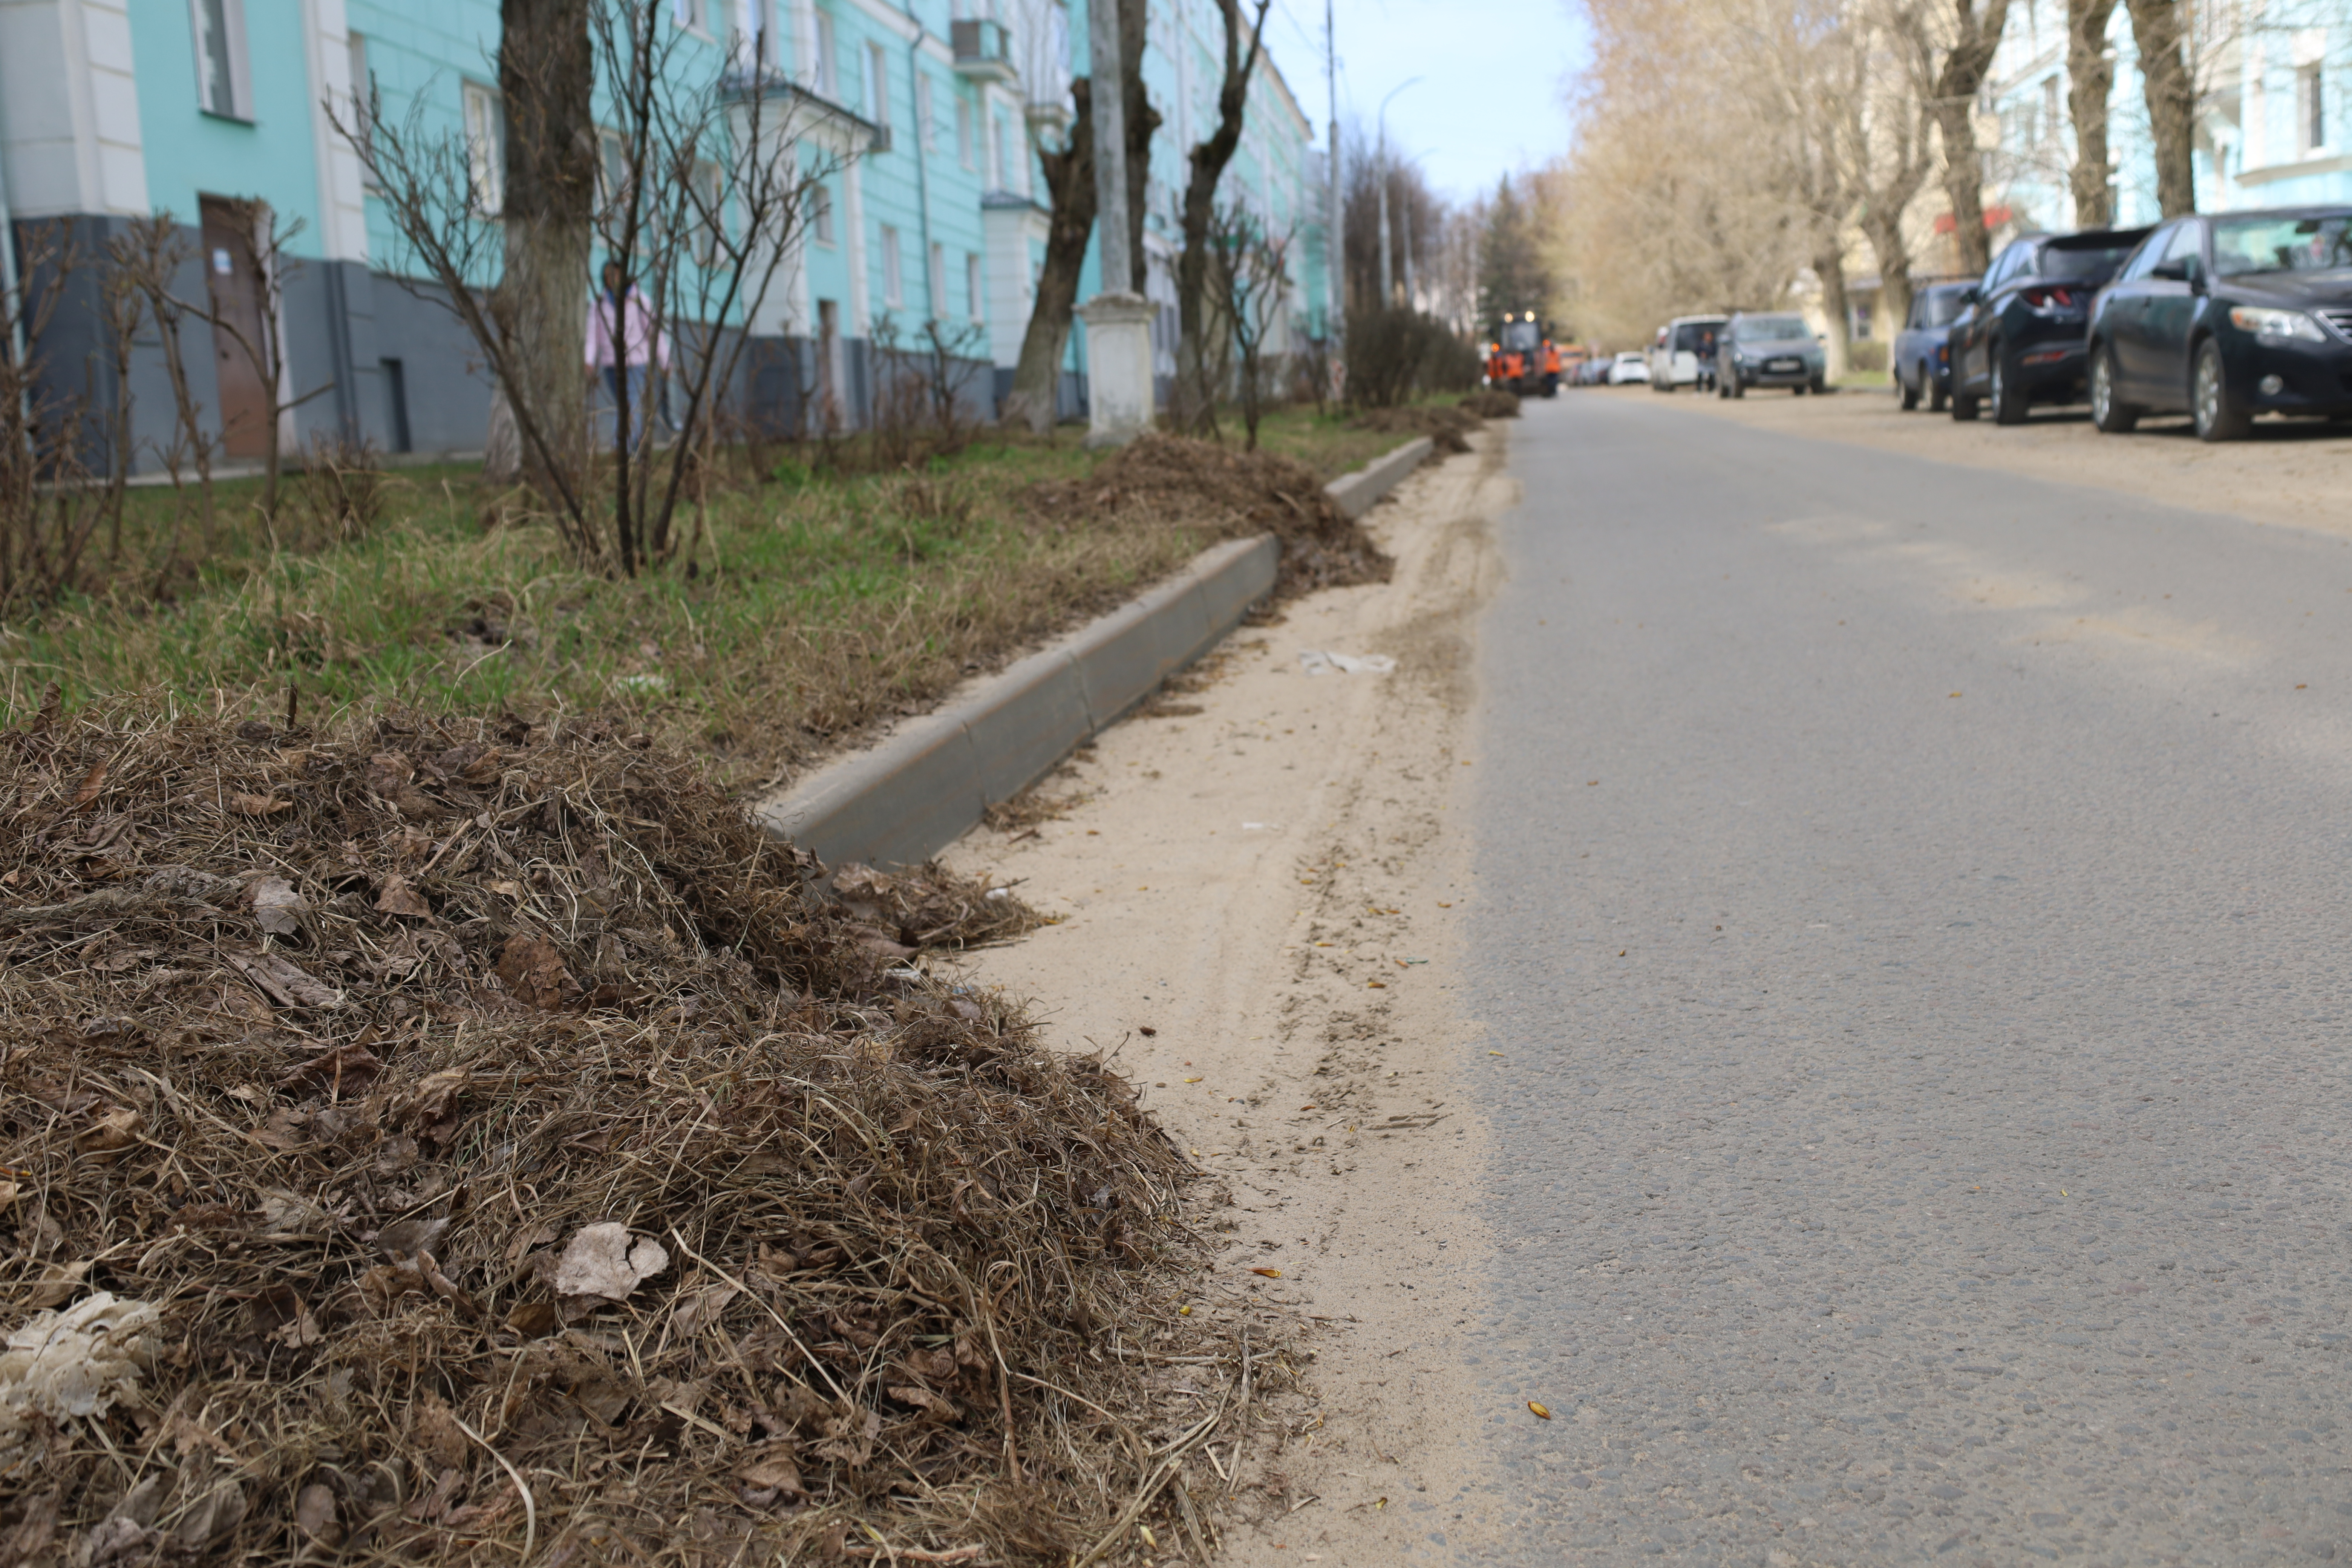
[1483,311,1563,397]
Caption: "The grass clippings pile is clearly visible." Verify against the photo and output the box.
[1458,389,1522,421]
[0,700,1231,1565]
[1347,403,1485,455]
[1024,435,1390,598]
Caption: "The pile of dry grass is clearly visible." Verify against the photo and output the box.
[0,700,1231,1565]
[1022,435,1390,597]
[1347,404,1486,455]
[1459,389,1523,420]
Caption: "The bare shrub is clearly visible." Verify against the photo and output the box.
[0,225,104,615]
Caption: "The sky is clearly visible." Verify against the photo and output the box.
[1255,0,1591,205]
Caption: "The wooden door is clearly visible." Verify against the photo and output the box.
[199,196,272,459]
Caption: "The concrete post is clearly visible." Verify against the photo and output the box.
[1079,0,1153,446]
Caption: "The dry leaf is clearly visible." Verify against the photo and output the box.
[1528,1401,1552,1419]
[226,949,342,1009]
[248,876,306,937]
[887,1384,960,1422]
[553,1222,668,1303]
[229,793,290,817]
[496,933,577,1009]
[75,1106,142,1156]
[375,873,432,917]
[736,1451,804,1496]
[70,760,109,811]
[293,1483,341,1547]
[1249,1266,1282,1279]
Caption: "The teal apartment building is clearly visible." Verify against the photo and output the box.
[1980,0,2352,238]
[0,0,1329,465]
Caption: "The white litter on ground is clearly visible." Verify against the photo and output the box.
[0,1292,161,1444]
[1298,650,1396,676]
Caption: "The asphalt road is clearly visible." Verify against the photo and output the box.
[1456,391,2352,1565]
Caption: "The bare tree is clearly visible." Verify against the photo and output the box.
[1004,78,1093,433]
[0,227,102,613]
[182,203,330,522]
[1174,0,1274,432]
[2066,0,2122,224]
[114,218,219,560]
[489,0,596,494]
[2123,0,2197,215]
[1845,0,1939,332]
[1927,0,2013,276]
[338,0,827,574]
[1207,203,1293,450]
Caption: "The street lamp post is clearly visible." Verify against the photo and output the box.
[1374,78,1419,311]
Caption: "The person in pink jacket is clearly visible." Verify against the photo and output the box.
[585,261,669,453]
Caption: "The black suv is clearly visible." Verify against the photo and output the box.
[2087,207,2352,441]
[1949,227,2151,423]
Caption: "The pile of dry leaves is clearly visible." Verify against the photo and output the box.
[1457,389,1522,420]
[0,701,1225,1565]
[1023,435,1390,597]
[1348,403,1485,455]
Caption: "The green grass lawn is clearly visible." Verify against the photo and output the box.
[2,408,1416,787]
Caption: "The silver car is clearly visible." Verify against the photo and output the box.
[1717,313,1828,396]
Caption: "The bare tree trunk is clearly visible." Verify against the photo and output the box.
[1931,0,2012,276]
[1006,80,1095,434]
[2067,0,2120,225]
[2123,0,2197,216]
[1814,246,1851,382]
[1119,0,1158,295]
[496,0,595,495]
[1175,0,1272,433]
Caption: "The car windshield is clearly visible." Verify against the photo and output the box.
[2211,214,2352,277]
[1615,353,1643,363]
[1501,321,1542,351]
[1735,317,1811,341]
[1923,291,1968,328]
[1671,322,1720,352]
[2036,242,2137,282]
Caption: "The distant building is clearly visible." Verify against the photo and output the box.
[0,0,1330,467]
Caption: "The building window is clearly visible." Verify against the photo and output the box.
[672,0,704,32]
[814,10,837,96]
[966,250,983,321]
[865,43,890,127]
[2041,75,2060,144]
[957,98,974,168]
[463,81,505,214]
[928,240,945,315]
[881,224,903,306]
[2300,63,2326,153]
[191,0,253,121]
[916,71,936,150]
[810,180,834,244]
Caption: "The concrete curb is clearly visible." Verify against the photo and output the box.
[757,435,1433,869]
[1325,435,1432,518]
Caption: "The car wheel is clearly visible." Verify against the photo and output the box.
[1951,389,1980,421]
[1717,373,1731,400]
[1991,351,2027,425]
[1899,364,1920,410]
[2192,339,2251,442]
[1730,373,1746,399]
[1929,372,1948,413]
[2089,347,2139,433]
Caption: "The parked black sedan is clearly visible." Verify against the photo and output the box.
[1892,282,1977,411]
[2088,207,2352,441]
[1949,226,2150,423]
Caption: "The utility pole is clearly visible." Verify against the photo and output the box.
[1326,0,1342,367]
[1076,0,1153,445]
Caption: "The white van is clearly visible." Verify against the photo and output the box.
[1647,315,1729,392]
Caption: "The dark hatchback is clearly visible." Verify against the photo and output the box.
[1949,226,2150,423]
[2088,207,2352,441]
[1893,282,1977,411]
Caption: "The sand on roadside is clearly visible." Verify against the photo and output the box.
[1606,380,2352,536]
[939,431,1518,1564]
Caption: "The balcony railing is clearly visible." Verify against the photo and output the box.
[951,19,1016,84]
